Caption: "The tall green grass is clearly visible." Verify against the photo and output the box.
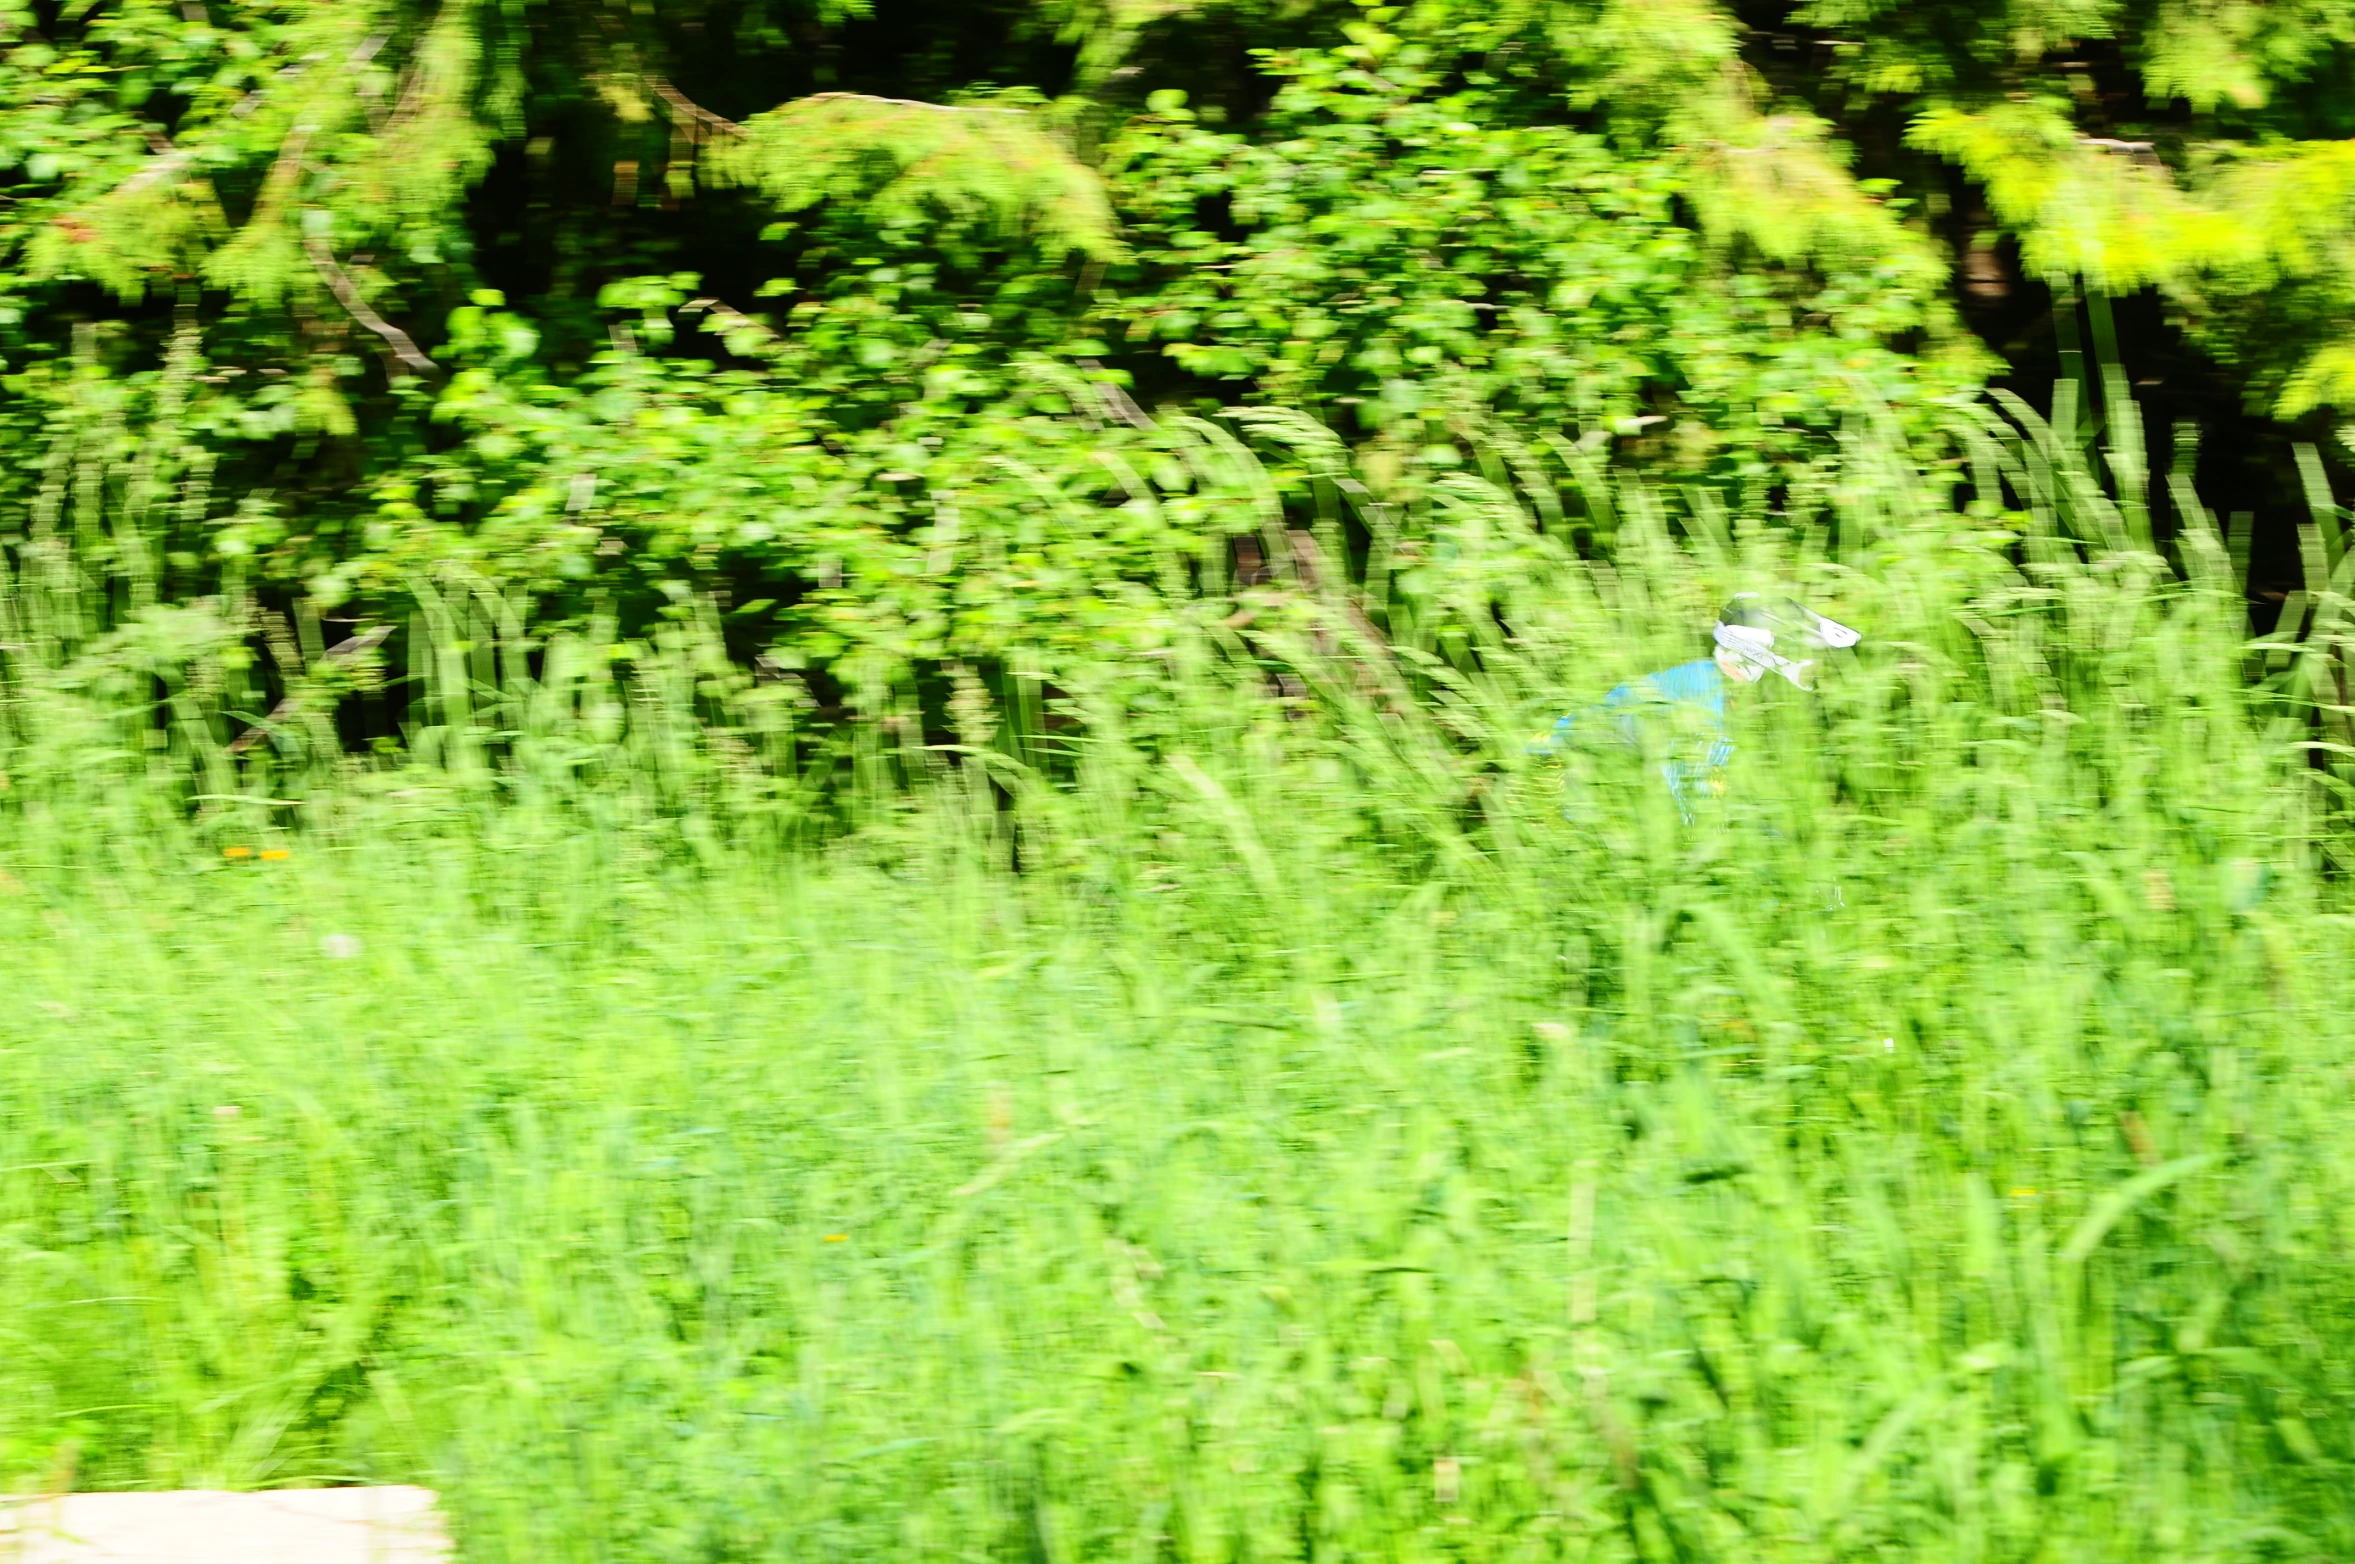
[6,385,2355,1560]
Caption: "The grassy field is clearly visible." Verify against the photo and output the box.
[7,407,2355,1561]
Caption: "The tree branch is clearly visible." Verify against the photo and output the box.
[649,76,742,141]
[304,235,437,374]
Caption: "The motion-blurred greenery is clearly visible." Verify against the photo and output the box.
[9,3,2355,1559]
[8,375,2355,1558]
[2,0,2350,713]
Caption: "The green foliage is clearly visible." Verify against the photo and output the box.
[1,0,495,309]
[1789,0,2355,108]
[0,0,2349,758]
[8,389,2355,1558]
[1904,104,2355,416]
[0,0,2000,648]
[711,90,1120,262]
[1101,20,1977,484]
[1778,0,2355,418]
[7,5,2355,1554]
[382,298,1270,693]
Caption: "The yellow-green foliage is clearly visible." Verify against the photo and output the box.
[10,0,496,306]
[1792,0,2355,417]
[709,90,1119,261]
[1910,107,2355,414]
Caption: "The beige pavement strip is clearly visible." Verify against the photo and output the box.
[0,1487,448,1563]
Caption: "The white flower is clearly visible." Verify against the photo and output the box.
[321,933,363,960]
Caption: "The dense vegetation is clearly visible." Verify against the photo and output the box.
[8,2,2355,1561]
[1,0,2350,730]
[10,405,2355,1559]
